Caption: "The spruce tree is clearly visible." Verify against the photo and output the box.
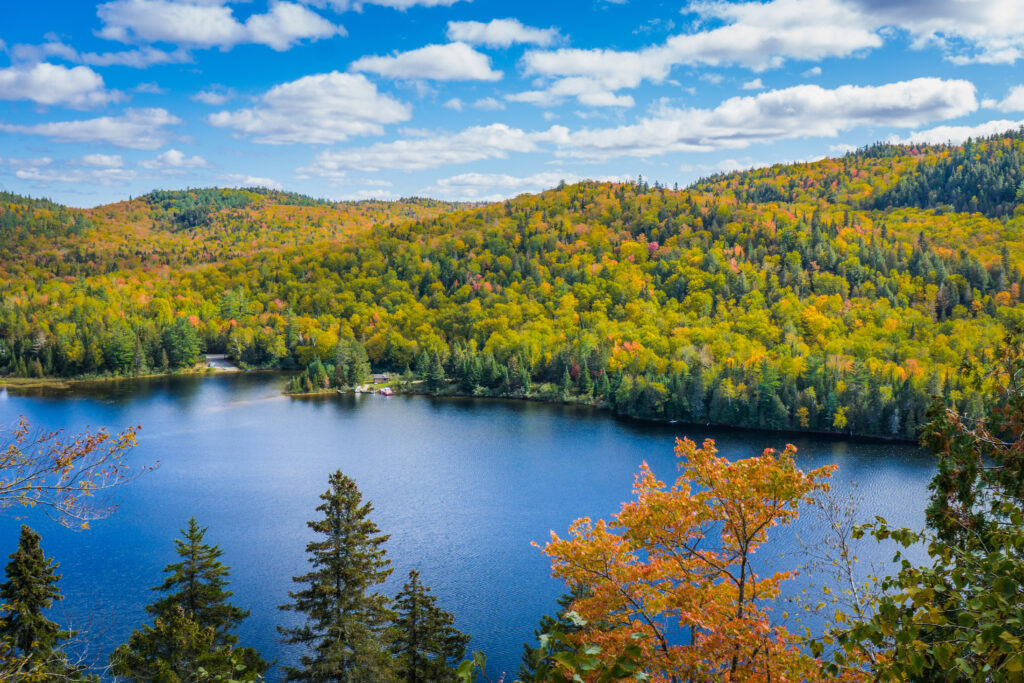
[279,470,395,682]
[0,526,70,661]
[148,518,251,646]
[388,570,469,683]
[110,520,266,681]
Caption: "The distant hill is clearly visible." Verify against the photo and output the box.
[2,132,1023,438]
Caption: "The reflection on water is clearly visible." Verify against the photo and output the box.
[0,374,932,680]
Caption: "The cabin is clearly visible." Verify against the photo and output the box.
[371,373,390,384]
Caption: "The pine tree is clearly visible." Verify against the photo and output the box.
[0,526,70,661]
[148,518,252,646]
[279,471,396,682]
[389,570,469,683]
[110,520,266,681]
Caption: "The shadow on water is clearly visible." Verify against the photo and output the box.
[0,374,935,681]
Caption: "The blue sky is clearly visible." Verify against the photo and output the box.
[1,0,1023,207]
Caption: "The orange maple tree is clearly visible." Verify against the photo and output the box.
[542,437,836,682]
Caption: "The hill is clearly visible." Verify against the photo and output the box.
[2,131,1024,438]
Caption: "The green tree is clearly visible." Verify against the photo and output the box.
[110,521,266,681]
[832,330,1024,681]
[0,526,71,661]
[162,317,202,369]
[111,606,263,683]
[279,471,395,682]
[389,570,469,683]
[148,519,256,649]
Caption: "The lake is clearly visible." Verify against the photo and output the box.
[0,373,934,680]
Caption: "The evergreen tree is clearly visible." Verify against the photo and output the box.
[111,606,262,683]
[518,586,590,681]
[110,520,266,681]
[0,526,70,661]
[388,570,469,683]
[148,519,252,646]
[279,471,395,683]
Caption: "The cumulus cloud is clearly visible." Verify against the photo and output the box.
[208,72,411,144]
[553,78,978,159]
[421,171,627,201]
[140,149,210,170]
[0,108,182,149]
[192,86,237,105]
[890,119,1024,145]
[79,153,124,168]
[995,85,1024,112]
[0,63,120,108]
[473,97,505,111]
[444,98,464,111]
[299,123,562,174]
[350,43,501,81]
[517,0,880,106]
[741,78,765,90]
[847,0,1024,65]
[446,19,559,48]
[507,77,635,108]
[96,0,342,51]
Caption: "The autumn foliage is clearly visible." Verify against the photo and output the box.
[0,417,141,529]
[542,438,834,682]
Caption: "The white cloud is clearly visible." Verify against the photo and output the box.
[508,77,635,108]
[473,97,505,111]
[446,19,559,48]
[193,86,237,105]
[141,149,210,170]
[0,108,182,150]
[350,42,501,81]
[846,0,1024,65]
[554,78,978,159]
[0,63,120,108]
[208,72,411,144]
[221,173,283,190]
[518,0,880,106]
[444,97,464,111]
[995,85,1024,112]
[6,156,137,186]
[134,82,166,94]
[96,0,342,51]
[79,153,124,168]
[316,0,467,10]
[741,78,765,90]
[9,36,191,69]
[803,66,823,77]
[300,123,561,174]
[890,119,1024,146]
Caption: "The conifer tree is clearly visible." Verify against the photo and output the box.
[148,518,252,646]
[110,520,266,681]
[0,526,70,661]
[389,570,468,683]
[279,470,395,682]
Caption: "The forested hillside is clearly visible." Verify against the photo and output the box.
[3,131,1024,438]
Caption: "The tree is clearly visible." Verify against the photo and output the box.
[389,570,469,683]
[110,606,263,683]
[148,519,258,651]
[0,526,70,663]
[518,586,590,681]
[542,437,834,682]
[279,470,395,682]
[110,521,266,682]
[0,418,141,529]
[834,329,1024,681]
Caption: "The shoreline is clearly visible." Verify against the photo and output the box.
[4,370,920,445]
[287,382,920,446]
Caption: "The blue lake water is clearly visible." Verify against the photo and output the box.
[0,373,934,680]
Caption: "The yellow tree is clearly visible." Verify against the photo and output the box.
[542,437,835,682]
[0,417,141,529]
